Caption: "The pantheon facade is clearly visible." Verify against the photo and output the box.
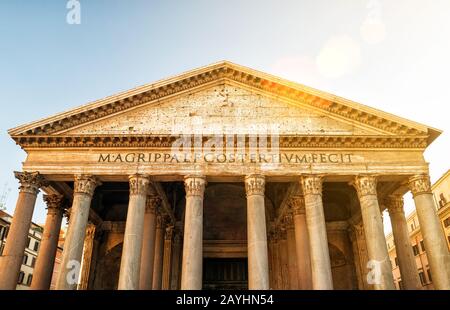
[0,62,449,290]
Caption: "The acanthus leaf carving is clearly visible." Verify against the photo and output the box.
[74,175,100,197]
[129,174,150,196]
[301,175,322,196]
[408,174,432,197]
[14,171,48,195]
[352,175,377,198]
[184,175,207,197]
[245,174,265,196]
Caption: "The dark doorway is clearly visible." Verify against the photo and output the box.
[203,258,248,290]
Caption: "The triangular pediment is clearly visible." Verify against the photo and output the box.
[59,82,384,137]
[9,61,440,148]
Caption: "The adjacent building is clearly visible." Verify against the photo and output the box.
[0,210,42,289]
[386,169,450,290]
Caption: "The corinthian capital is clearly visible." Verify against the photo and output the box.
[352,175,377,198]
[301,175,322,196]
[408,174,431,197]
[184,175,206,197]
[245,174,265,196]
[156,214,166,229]
[385,195,404,215]
[289,195,305,215]
[165,225,174,241]
[129,174,150,196]
[43,194,65,215]
[14,171,48,195]
[283,212,294,229]
[74,175,100,196]
[146,196,161,214]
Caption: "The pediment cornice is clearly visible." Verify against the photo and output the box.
[13,134,429,149]
[8,61,441,146]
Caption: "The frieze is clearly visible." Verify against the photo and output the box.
[97,151,353,165]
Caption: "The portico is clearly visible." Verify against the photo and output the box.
[1,61,449,290]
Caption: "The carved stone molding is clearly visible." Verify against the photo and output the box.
[173,227,183,244]
[85,224,96,239]
[129,174,150,196]
[277,227,287,240]
[145,196,160,213]
[408,174,432,197]
[289,195,306,215]
[351,222,365,237]
[352,175,377,198]
[14,171,48,195]
[43,194,65,215]
[184,175,206,197]
[244,174,265,196]
[301,175,322,196]
[385,195,405,215]
[64,207,72,224]
[283,212,294,230]
[74,175,100,197]
[165,225,174,241]
[12,134,429,149]
[156,215,166,229]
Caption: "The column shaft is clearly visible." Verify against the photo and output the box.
[271,236,281,289]
[245,174,269,290]
[301,175,333,290]
[353,175,395,290]
[285,214,299,289]
[181,175,206,290]
[170,229,183,290]
[56,175,99,290]
[152,214,166,290]
[118,174,150,290]
[78,224,96,290]
[290,196,312,290]
[31,194,64,290]
[278,235,289,289]
[162,226,173,290]
[409,174,450,289]
[386,195,421,290]
[0,172,47,290]
[139,196,159,290]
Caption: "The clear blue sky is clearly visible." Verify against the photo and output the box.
[1,1,449,233]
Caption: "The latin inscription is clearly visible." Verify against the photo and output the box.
[98,152,354,164]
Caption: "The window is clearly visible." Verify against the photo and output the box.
[444,217,450,228]
[439,193,448,208]
[27,237,31,248]
[31,256,36,268]
[394,257,399,267]
[420,240,425,252]
[17,272,25,284]
[427,269,432,282]
[33,241,39,252]
[23,254,28,265]
[410,223,415,231]
[0,244,4,255]
[448,235,450,244]
[419,271,425,286]
[26,274,33,286]
[412,245,420,256]
[0,225,5,240]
